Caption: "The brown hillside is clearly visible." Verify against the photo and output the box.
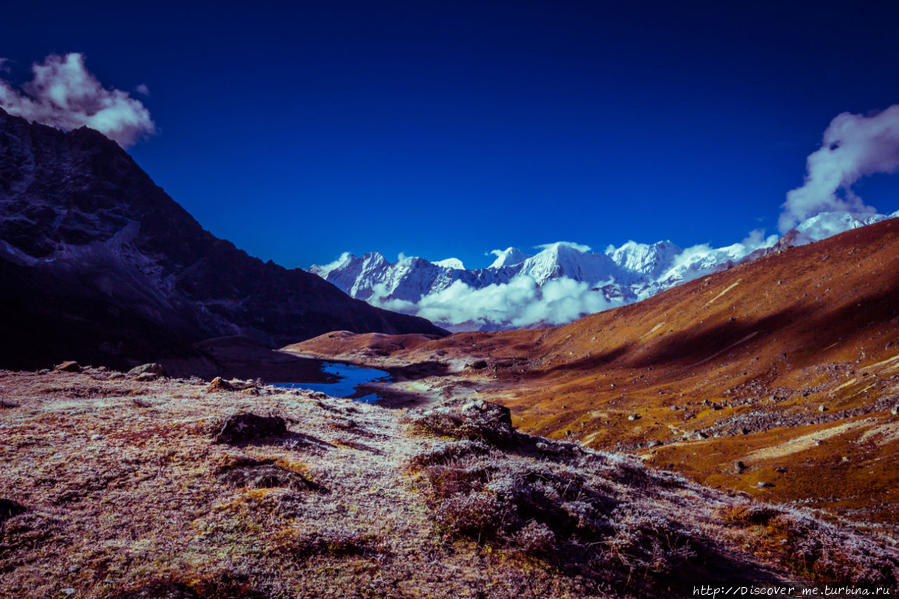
[287,218,899,526]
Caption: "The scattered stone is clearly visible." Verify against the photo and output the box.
[54,361,81,373]
[691,431,708,440]
[0,498,26,522]
[756,481,774,488]
[0,398,18,409]
[61,589,75,596]
[841,456,850,463]
[774,466,788,474]
[469,360,488,370]
[891,405,899,416]
[734,461,747,474]
[128,363,167,379]
[37,369,50,375]
[207,376,236,392]
[818,404,828,412]
[214,413,287,445]
[627,413,641,421]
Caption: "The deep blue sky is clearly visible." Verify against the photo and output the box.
[4,1,899,268]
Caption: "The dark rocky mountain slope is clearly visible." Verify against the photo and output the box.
[0,108,445,372]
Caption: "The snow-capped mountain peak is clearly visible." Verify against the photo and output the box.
[309,209,898,331]
[517,242,623,286]
[488,247,530,268]
[793,210,898,244]
[605,240,682,279]
[434,257,465,270]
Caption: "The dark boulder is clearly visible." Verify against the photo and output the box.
[214,413,287,445]
[128,363,167,379]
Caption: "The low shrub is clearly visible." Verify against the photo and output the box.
[270,528,378,558]
[717,504,781,527]
[766,513,897,585]
[407,444,619,566]
[407,399,515,445]
[214,457,318,492]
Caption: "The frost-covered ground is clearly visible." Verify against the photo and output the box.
[0,366,896,598]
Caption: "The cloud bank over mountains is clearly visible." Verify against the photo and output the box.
[377,276,613,329]
[0,53,154,148]
[781,104,899,232]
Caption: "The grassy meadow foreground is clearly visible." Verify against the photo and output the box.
[1,366,897,598]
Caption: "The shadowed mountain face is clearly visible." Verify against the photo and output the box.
[0,108,446,371]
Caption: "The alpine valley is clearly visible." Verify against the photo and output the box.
[2,93,899,599]
[311,209,899,331]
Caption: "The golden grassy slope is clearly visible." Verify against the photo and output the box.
[288,218,899,526]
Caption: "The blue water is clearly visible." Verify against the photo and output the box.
[271,361,391,403]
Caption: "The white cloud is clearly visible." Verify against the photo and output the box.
[780,104,899,232]
[0,52,155,148]
[740,228,778,250]
[135,83,150,96]
[534,241,592,253]
[372,276,612,328]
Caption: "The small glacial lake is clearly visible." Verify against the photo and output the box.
[271,361,391,403]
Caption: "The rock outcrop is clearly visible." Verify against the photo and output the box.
[214,413,288,445]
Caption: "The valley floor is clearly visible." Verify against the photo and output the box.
[3,366,894,598]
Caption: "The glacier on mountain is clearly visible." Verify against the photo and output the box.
[310,210,898,331]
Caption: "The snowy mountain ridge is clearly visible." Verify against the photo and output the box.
[310,210,899,331]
